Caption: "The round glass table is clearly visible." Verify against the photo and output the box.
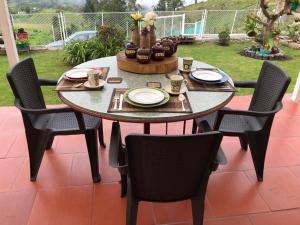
[58,56,234,134]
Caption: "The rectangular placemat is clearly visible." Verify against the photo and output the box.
[108,88,193,113]
[55,67,110,91]
[181,73,236,92]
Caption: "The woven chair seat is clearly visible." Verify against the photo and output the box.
[34,112,100,132]
[195,108,262,134]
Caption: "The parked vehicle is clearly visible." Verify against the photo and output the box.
[46,31,97,48]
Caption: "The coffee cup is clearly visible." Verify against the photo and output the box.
[183,57,194,71]
[170,75,187,93]
[87,70,100,87]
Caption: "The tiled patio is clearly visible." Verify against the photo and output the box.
[1,95,300,225]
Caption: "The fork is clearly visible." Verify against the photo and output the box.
[113,96,119,110]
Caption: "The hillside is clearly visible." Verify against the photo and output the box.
[183,0,257,10]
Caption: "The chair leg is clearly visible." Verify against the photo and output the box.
[98,121,106,148]
[126,188,139,225]
[26,131,50,181]
[85,129,101,183]
[192,119,197,134]
[46,135,54,150]
[121,174,127,197]
[239,136,248,151]
[191,197,205,225]
[248,131,270,182]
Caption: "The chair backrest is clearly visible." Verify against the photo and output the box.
[7,58,46,110]
[125,132,223,202]
[249,61,291,112]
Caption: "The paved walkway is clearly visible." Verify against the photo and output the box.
[1,95,300,225]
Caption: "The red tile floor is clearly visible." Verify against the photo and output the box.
[1,95,300,225]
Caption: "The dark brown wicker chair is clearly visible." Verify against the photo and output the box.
[109,121,223,225]
[7,58,105,183]
[193,61,291,181]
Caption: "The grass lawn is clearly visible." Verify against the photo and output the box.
[0,41,299,106]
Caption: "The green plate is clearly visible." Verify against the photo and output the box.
[124,88,170,108]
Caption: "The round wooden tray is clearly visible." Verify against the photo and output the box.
[117,51,178,74]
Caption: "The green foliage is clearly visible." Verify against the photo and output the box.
[218,28,230,46]
[287,23,300,42]
[83,0,128,12]
[64,25,126,65]
[244,15,260,37]
[154,0,184,11]
[183,0,257,10]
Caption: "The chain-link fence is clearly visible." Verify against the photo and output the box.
[9,9,296,47]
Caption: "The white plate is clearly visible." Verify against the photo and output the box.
[65,68,92,79]
[192,70,223,82]
[127,88,165,105]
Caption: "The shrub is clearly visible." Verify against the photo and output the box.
[64,25,125,65]
[218,28,230,46]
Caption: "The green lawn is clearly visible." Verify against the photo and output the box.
[0,41,299,106]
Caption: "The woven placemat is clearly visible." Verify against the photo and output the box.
[108,88,193,113]
[181,72,236,92]
[55,67,110,91]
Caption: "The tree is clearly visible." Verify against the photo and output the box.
[83,0,98,12]
[154,0,184,11]
[248,0,295,46]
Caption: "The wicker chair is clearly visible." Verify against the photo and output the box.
[193,61,291,181]
[109,121,223,225]
[7,58,106,183]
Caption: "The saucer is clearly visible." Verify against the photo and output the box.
[84,80,105,89]
[164,85,187,95]
[179,66,197,74]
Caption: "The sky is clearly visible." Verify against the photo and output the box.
[136,0,203,9]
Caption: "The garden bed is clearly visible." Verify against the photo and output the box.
[240,48,288,60]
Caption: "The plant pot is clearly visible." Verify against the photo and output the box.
[137,48,151,64]
[131,26,140,47]
[140,33,150,49]
[17,32,28,40]
[152,43,165,61]
[125,42,138,58]
[161,38,174,57]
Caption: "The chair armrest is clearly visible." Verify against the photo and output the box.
[199,120,227,167]
[15,99,74,115]
[109,122,127,169]
[213,102,283,130]
[233,80,256,88]
[38,78,58,86]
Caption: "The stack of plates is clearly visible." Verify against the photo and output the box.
[124,88,170,108]
[64,68,92,81]
[189,70,228,84]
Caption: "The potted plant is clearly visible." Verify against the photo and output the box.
[218,28,230,46]
[16,28,28,40]
[130,13,142,47]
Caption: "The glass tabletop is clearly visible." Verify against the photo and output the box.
[58,56,234,123]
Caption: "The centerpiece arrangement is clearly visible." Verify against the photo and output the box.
[118,12,178,74]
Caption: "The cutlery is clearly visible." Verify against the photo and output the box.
[196,67,219,71]
[178,94,186,112]
[74,82,84,88]
[118,94,124,111]
[113,96,119,110]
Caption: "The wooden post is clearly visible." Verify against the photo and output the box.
[0,0,19,68]
[291,72,300,102]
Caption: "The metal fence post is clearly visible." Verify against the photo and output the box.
[171,11,174,36]
[101,12,104,26]
[231,10,238,34]
[202,10,208,37]
[163,17,166,37]
[181,13,186,35]
[57,12,64,45]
